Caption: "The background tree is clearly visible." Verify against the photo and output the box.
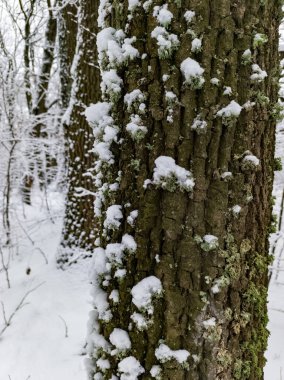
[86,1,281,379]
[57,0,100,266]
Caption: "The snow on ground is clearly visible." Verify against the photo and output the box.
[0,191,91,380]
[265,120,284,379]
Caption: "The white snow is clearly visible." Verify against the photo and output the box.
[203,317,216,329]
[109,328,131,351]
[242,154,260,168]
[251,64,268,82]
[0,192,92,380]
[118,356,145,380]
[104,204,123,230]
[153,5,173,27]
[131,312,149,330]
[131,276,163,313]
[184,10,195,24]
[180,57,205,88]
[150,365,162,378]
[155,343,190,364]
[216,100,242,119]
[128,0,140,11]
[191,38,202,52]
[151,155,195,192]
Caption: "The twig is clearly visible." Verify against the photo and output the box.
[0,282,45,337]
[58,315,68,338]
[0,247,10,288]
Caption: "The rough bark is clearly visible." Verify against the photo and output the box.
[57,0,100,266]
[88,1,281,379]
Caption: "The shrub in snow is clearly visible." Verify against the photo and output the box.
[216,100,242,126]
[150,365,162,379]
[131,276,163,314]
[155,343,190,365]
[180,58,205,89]
[210,77,220,86]
[96,358,111,372]
[149,156,195,193]
[118,356,145,380]
[200,235,219,252]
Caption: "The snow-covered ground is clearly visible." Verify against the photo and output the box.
[0,191,91,380]
[1,126,284,379]
[265,120,284,379]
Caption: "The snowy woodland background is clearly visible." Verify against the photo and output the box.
[0,0,283,379]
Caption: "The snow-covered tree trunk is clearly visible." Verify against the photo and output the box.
[57,0,100,266]
[86,1,281,379]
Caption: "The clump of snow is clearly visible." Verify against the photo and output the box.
[126,114,147,141]
[203,317,216,329]
[200,235,219,252]
[155,343,190,364]
[124,89,145,110]
[232,205,241,216]
[150,365,162,379]
[217,100,242,118]
[97,358,111,372]
[114,268,127,279]
[191,115,207,134]
[191,37,202,53]
[223,86,232,96]
[104,205,123,230]
[221,171,232,181]
[216,100,242,125]
[180,58,205,89]
[250,64,267,82]
[253,33,268,48]
[131,312,149,330]
[122,234,137,252]
[242,154,260,171]
[131,276,163,313]
[148,156,195,193]
[153,5,173,27]
[128,0,140,11]
[210,77,220,86]
[109,289,119,303]
[184,10,195,24]
[151,26,180,58]
[118,356,145,380]
[127,210,138,226]
[97,28,139,70]
[101,70,123,97]
[109,328,131,352]
[242,49,252,64]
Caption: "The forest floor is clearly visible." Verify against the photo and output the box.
[0,191,91,380]
[1,125,284,379]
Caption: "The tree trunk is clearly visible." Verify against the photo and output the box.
[57,0,100,267]
[87,1,281,379]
